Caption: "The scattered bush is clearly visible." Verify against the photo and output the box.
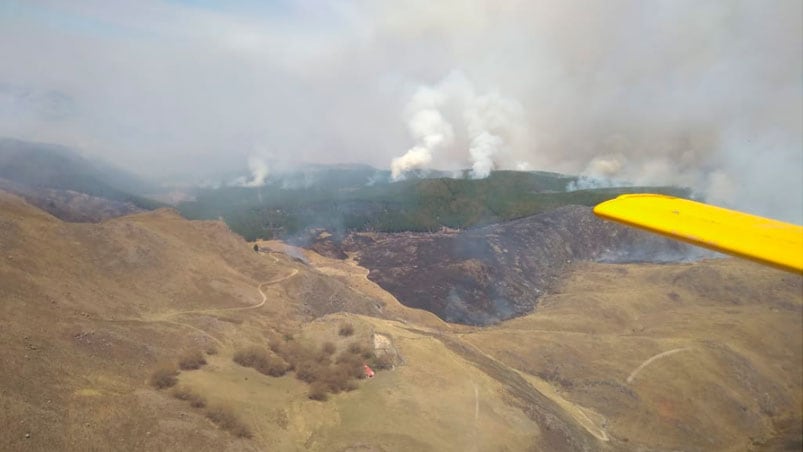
[179,350,207,370]
[338,323,354,337]
[233,346,269,368]
[321,366,358,393]
[294,361,323,384]
[321,341,336,355]
[256,355,290,377]
[243,334,371,401]
[308,382,329,401]
[346,342,374,360]
[150,365,179,389]
[206,406,252,438]
[347,342,364,355]
[172,386,207,408]
[269,338,303,363]
[233,345,290,377]
[369,353,395,370]
[335,353,364,377]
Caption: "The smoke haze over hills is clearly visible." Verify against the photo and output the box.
[0,1,800,221]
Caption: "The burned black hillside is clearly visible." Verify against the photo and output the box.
[329,206,702,325]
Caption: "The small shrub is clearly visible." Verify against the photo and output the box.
[256,356,290,377]
[333,352,365,382]
[178,350,207,370]
[338,323,354,337]
[314,351,332,366]
[348,342,372,359]
[336,350,362,366]
[308,382,329,401]
[321,341,336,355]
[172,386,207,408]
[206,406,252,438]
[295,361,323,383]
[150,365,178,389]
[233,346,269,368]
[270,339,304,363]
[321,366,356,393]
[205,345,218,355]
[234,345,290,377]
[370,353,395,370]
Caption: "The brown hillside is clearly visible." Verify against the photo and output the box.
[1,191,800,451]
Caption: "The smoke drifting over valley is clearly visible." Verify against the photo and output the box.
[0,1,801,221]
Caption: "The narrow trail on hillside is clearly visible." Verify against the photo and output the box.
[151,268,299,346]
[627,347,693,384]
[164,268,298,318]
[101,267,299,349]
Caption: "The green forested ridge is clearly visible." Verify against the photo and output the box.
[178,170,690,241]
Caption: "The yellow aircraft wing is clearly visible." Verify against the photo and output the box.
[593,194,803,274]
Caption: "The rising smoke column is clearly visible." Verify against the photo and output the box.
[464,92,525,178]
[391,73,527,180]
[390,86,455,180]
[230,155,270,187]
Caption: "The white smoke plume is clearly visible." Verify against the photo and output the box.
[231,156,270,187]
[2,1,800,222]
[391,87,455,180]
[464,91,526,178]
[566,155,630,190]
[391,72,526,180]
[467,132,502,178]
[246,156,270,187]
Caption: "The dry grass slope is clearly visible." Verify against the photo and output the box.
[0,191,800,451]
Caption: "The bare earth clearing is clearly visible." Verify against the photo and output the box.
[1,191,800,451]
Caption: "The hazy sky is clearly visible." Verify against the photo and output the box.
[0,0,801,221]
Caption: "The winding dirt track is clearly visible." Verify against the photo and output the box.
[165,268,299,318]
[102,267,299,348]
[155,268,299,347]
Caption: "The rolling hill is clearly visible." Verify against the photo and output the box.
[1,191,800,451]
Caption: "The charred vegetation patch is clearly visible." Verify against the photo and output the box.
[349,205,702,325]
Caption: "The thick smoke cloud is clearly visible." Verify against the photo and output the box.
[0,0,800,221]
[391,72,526,180]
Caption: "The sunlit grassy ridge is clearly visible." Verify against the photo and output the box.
[178,169,690,240]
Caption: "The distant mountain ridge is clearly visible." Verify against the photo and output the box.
[0,137,163,221]
[179,167,690,240]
